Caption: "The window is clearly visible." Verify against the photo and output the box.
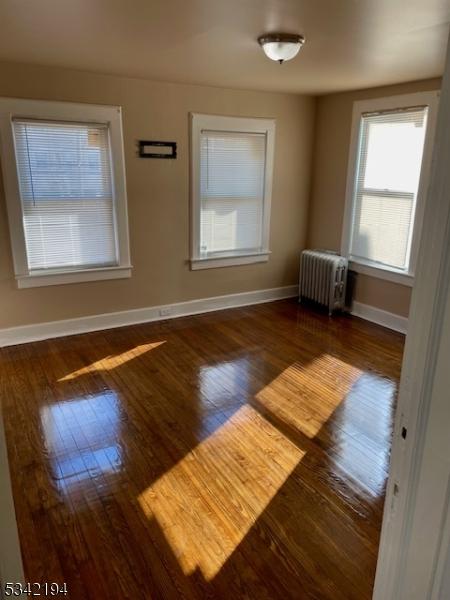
[0,98,131,288]
[190,114,275,269]
[342,91,438,286]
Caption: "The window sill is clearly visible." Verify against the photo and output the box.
[349,260,414,287]
[190,251,270,271]
[16,265,132,289]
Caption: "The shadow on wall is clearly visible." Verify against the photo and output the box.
[344,230,371,310]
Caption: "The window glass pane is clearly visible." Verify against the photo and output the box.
[350,107,428,270]
[363,112,427,192]
[13,120,117,271]
[352,191,414,268]
[199,131,266,254]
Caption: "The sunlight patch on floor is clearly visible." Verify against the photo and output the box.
[255,355,361,438]
[138,404,305,580]
[58,341,165,381]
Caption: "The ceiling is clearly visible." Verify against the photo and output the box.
[0,0,448,95]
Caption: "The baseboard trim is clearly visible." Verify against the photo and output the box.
[0,285,299,347]
[0,289,409,347]
[351,301,408,334]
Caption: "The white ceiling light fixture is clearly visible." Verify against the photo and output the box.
[258,33,305,64]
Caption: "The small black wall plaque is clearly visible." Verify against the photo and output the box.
[138,140,177,159]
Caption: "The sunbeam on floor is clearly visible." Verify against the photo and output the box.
[138,403,305,580]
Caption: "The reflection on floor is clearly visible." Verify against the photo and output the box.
[1,299,404,599]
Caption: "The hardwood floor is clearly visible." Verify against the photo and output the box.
[1,299,404,599]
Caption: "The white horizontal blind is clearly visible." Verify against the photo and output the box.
[350,106,428,271]
[13,119,117,272]
[200,130,266,254]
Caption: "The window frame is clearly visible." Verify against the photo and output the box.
[190,113,275,270]
[341,91,439,287]
[0,97,131,288]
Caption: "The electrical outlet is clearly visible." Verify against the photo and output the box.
[159,307,172,317]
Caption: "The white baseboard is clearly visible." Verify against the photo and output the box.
[0,288,409,347]
[351,301,408,334]
[0,285,299,347]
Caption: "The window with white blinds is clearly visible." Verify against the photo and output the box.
[343,92,439,282]
[0,97,131,288]
[200,130,266,254]
[191,114,275,270]
[13,119,117,271]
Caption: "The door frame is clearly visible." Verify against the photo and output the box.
[373,30,450,600]
[0,409,25,590]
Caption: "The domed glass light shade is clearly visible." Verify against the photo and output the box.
[258,34,305,64]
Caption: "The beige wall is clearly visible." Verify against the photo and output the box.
[0,61,315,329]
[308,78,441,318]
[0,61,437,329]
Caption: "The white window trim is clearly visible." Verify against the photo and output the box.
[0,97,132,288]
[341,90,440,286]
[190,113,275,270]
